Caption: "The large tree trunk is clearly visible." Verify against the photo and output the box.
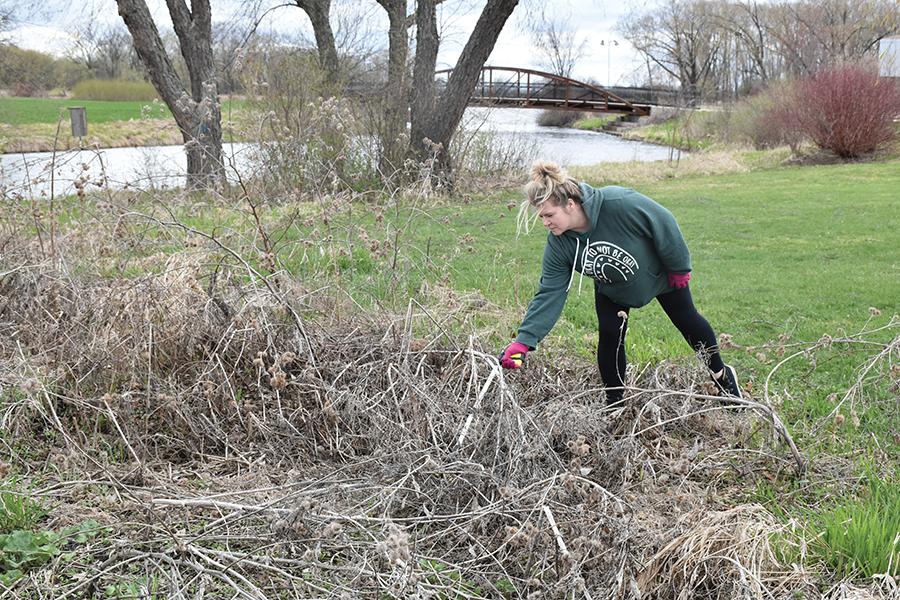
[291,0,520,188]
[409,0,520,180]
[293,0,340,79]
[410,0,437,138]
[375,0,410,182]
[117,0,224,191]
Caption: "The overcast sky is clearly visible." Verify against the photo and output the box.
[12,0,644,87]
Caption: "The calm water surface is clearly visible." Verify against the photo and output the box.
[1,108,675,198]
[466,107,675,166]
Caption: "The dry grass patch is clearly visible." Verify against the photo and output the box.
[0,119,183,153]
[570,149,752,187]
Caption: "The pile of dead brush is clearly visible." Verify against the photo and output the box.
[0,245,891,600]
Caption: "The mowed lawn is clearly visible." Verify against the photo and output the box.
[0,97,173,126]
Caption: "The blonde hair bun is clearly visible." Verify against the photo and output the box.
[517,159,583,235]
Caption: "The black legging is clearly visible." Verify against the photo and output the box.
[595,283,726,402]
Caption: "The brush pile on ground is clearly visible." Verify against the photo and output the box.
[0,229,888,600]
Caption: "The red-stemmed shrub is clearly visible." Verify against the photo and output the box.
[788,65,900,158]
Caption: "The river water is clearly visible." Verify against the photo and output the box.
[1,107,674,199]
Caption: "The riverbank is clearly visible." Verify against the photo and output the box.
[0,120,184,153]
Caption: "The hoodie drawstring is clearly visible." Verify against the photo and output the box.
[566,238,580,293]
[578,237,589,293]
[566,237,590,293]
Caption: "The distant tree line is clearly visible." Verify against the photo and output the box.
[618,0,900,102]
[0,21,253,98]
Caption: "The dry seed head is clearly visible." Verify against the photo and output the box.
[567,435,591,456]
[381,523,410,565]
[718,333,734,349]
[834,414,845,427]
[272,519,289,533]
[756,352,767,362]
[322,521,342,537]
[270,371,287,390]
[869,307,882,316]
[21,377,42,395]
[498,486,518,499]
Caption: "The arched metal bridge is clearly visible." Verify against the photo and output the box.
[437,66,653,116]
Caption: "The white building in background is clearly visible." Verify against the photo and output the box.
[879,36,900,78]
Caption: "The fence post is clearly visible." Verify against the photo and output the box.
[69,107,87,137]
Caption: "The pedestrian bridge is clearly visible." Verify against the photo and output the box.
[437,66,653,116]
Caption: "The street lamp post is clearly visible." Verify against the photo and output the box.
[600,39,619,87]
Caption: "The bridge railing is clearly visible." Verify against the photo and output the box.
[437,67,654,115]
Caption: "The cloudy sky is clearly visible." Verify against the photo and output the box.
[11,0,644,87]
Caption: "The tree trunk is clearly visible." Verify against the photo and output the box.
[117,0,224,191]
[409,0,520,180]
[375,0,409,182]
[410,0,437,138]
[293,0,340,79]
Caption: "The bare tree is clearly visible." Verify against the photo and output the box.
[618,0,722,101]
[68,21,136,80]
[287,0,521,184]
[526,7,587,77]
[720,0,774,87]
[769,0,898,76]
[0,0,41,43]
[372,0,411,178]
[407,0,521,182]
[0,2,15,41]
[292,0,341,78]
[116,0,224,190]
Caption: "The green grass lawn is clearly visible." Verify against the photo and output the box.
[0,97,174,126]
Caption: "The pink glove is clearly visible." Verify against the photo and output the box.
[500,342,529,369]
[668,272,691,289]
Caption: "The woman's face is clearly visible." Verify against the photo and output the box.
[537,198,576,236]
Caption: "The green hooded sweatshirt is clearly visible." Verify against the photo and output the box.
[516,182,691,349]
